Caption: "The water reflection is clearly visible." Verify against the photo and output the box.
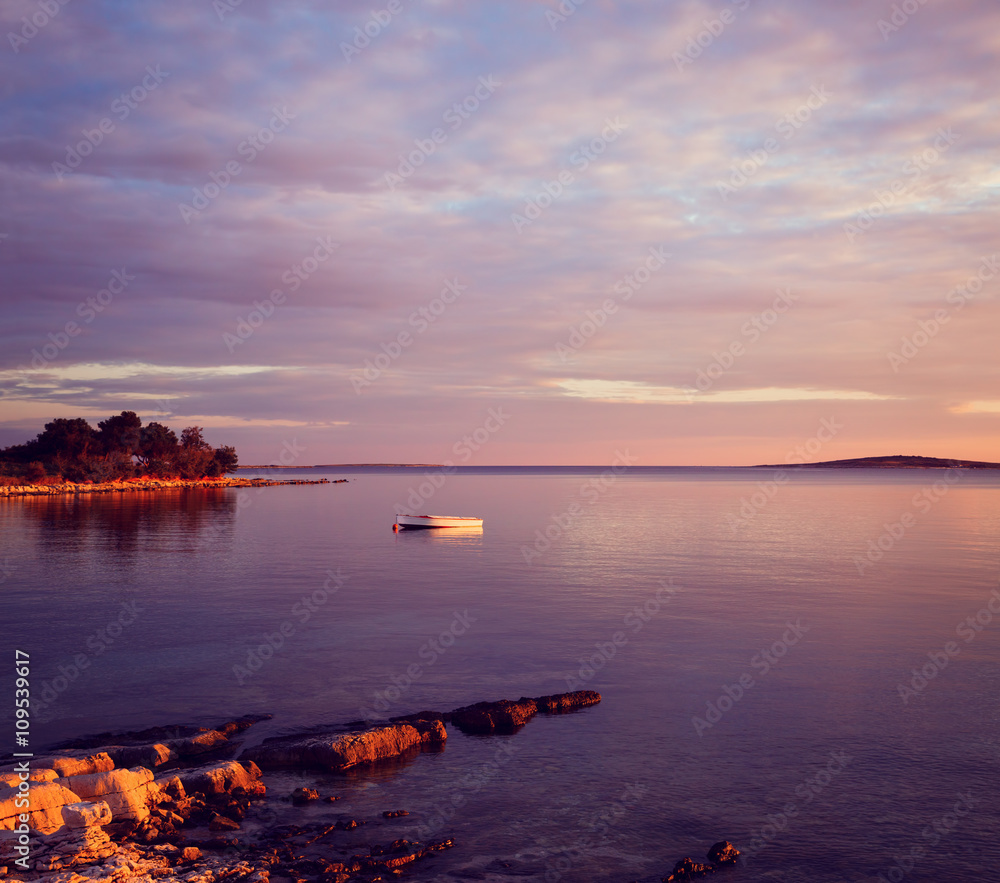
[2,489,239,560]
[394,526,484,546]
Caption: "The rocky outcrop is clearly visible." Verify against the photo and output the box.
[0,781,83,834]
[0,477,336,497]
[62,800,113,829]
[55,767,156,823]
[242,720,447,772]
[33,824,117,872]
[175,760,264,797]
[395,690,602,735]
[0,767,58,787]
[662,841,741,880]
[35,752,115,778]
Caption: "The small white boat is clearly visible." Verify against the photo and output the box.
[394,514,483,530]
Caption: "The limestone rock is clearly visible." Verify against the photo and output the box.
[0,767,59,787]
[448,698,538,734]
[36,753,115,779]
[534,690,602,714]
[34,824,117,871]
[56,767,155,823]
[104,742,172,769]
[243,720,446,771]
[290,787,318,805]
[0,781,82,834]
[176,760,263,796]
[62,800,113,829]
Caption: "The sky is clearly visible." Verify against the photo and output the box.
[1,0,998,466]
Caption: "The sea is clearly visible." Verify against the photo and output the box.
[4,465,1000,882]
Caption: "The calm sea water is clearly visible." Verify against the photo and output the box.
[4,467,1000,882]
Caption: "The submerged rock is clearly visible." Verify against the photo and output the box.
[394,690,602,735]
[662,841,742,881]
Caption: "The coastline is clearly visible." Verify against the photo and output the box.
[0,477,343,499]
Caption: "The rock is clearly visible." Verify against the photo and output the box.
[181,846,203,862]
[448,698,538,734]
[290,788,319,805]
[666,857,714,880]
[168,729,231,758]
[62,800,113,829]
[56,767,156,823]
[34,825,118,871]
[534,690,602,714]
[707,840,740,864]
[0,781,83,834]
[177,760,264,797]
[104,742,173,769]
[393,690,602,735]
[152,774,186,800]
[209,813,241,832]
[382,810,409,818]
[36,753,116,778]
[242,720,446,772]
[0,767,59,787]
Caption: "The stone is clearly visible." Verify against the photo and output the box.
[209,813,241,831]
[104,743,173,769]
[707,840,740,864]
[34,825,117,871]
[0,781,82,834]
[36,753,115,778]
[242,720,446,772]
[177,761,264,797]
[534,690,603,714]
[181,846,203,861]
[62,801,113,829]
[666,857,714,879]
[56,767,156,823]
[290,787,319,805]
[448,698,537,734]
[0,767,59,787]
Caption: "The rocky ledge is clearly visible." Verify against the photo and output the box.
[0,693,734,882]
[391,690,603,735]
[0,478,345,498]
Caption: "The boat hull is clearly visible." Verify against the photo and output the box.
[395,514,483,529]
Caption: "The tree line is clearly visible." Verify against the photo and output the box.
[0,411,238,483]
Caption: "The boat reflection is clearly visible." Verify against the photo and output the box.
[395,525,484,545]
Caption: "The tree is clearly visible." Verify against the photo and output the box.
[211,445,239,475]
[137,422,179,474]
[98,411,142,456]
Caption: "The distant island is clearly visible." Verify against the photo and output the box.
[754,455,1000,469]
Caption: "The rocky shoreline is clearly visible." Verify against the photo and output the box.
[0,478,345,498]
[0,694,740,882]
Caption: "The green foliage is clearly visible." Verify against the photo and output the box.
[0,411,241,483]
